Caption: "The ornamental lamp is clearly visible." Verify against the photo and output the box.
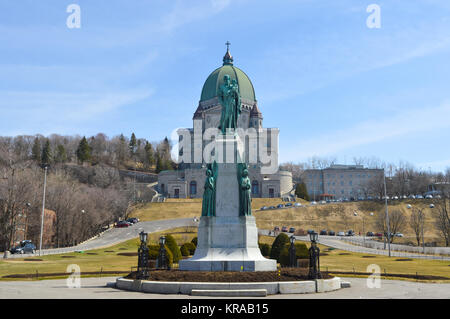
[140,231,148,244]
[290,235,296,244]
[159,236,166,246]
[309,231,318,243]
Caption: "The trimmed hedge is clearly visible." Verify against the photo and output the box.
[270,233,290,262]
[165,234,182,263]
[147,244,173,268]
[258,243,271,257]
[191,237,198,247]
[279,242,309,267]
[180,242,195,256]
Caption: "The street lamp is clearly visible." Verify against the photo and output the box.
[39,164,49,256]
[383,169,392,257]
[157,236,168,269]
[308,232,321,279]
[289,235,296,267]
[137,231,149,279]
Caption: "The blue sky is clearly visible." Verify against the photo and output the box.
[1,0,450,172]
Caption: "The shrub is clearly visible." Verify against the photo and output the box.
[165,234,182,263]
[258,243,271,257]
[185,242,196,255]
[179,242,196,256]
[270,233,290,262]
[191,237,198,247]
[147,244,173,268]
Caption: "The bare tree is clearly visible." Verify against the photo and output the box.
[375,209,406,243]
[434,196,450,246]
[409,207,425,246]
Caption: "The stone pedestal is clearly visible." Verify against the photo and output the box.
[179,135,277,272]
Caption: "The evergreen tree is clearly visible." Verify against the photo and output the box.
[295,182,310,201]
[129,133,137,156]
[155,153,163,173]
[144,141,154,168]
[118,134,127,164]
[31,137,41,162]
[41,139,52,164]
[270,233,290,262]
[55,144,68,163]
[76,136,91,163]
[164,234,181,263]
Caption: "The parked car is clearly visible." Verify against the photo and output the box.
[328,231,335,236]
[277,204,284,209]
[294,203,302,207]
[260,206,268,210]
[346,230,355,236]
[310,201,317,205]
[274,226,280,232]
[408,194,416,199]
[366,231,374,237]
[416,194,424,199]
[394,233,404,237]
[374,232,383,237]
[307,229,315,234]
[289,227,295,233]
[269,206,276,210]
[126,217,139,224]
[425,194,433,199]
[320,230,328,235]
[392,196,399,200]
[115,220,131,228]
[337,231,345,236]
[319,200,327,204]
[281,226,288,232]
[285,203,293,207]
[10,240,36,254]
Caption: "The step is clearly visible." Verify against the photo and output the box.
[191,289,267,297]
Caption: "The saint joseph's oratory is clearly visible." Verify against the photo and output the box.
[157,47,293,199]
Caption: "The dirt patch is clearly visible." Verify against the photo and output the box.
[86,253,98,255]
[104,250,115,253]
[338,253,350,256]
[119,248,127,250]
[320,253,329,256]
[395,258,413,261]
[23,259,43,261]
[60,256,75,258]
[362,256,376,258]
[117,252,138,257]
[124,268,332,282]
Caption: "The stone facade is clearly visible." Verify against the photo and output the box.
[157,51,293,199]
[303,164,383,200]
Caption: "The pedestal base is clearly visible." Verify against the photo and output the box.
[179,216,277,272]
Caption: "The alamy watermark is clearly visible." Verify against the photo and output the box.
[66,264,81,288]
[66,4,81,29]
[366,4,381,29]
[171,122,279,174]
[366,264,381,288]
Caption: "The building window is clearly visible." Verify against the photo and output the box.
[190,181,197,195]
[349,181,352,186]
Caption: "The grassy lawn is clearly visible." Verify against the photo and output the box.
[259,235,450,282]
[0,227,197,281]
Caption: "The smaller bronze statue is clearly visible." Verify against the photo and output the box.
[237,163,252,216]
[201,161,218,217]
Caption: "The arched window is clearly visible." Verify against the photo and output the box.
[190,181,197,195]
[252,180,259,196]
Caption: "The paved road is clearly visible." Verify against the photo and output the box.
[6,218,198,259]
[1,276,449,299]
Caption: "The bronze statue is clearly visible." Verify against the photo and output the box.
[237,163,252,216]
[201,161,218,216]
[218,75,241,134]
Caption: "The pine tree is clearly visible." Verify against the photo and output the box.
[129,133,137,156]
[144,141,154,168]
[31,137,41,162]
[76,136,91,164]
[55,144,68,163]
[155,153,163,173]
[41,139,52,165]
[295,182,310,201]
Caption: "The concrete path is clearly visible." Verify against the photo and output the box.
[6,218,198,259]
[0,276,448,299]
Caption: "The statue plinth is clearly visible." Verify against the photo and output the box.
[179,135,277,272]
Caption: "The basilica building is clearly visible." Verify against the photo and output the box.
[157,47,293,199]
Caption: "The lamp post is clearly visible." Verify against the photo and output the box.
[39,164,49,256]
[157,236,168,269]
[137,231,149,279]
[289,235,296,267]
[308,231,321,279]
[383,169,391,257]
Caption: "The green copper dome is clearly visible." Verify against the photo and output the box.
[200,50,256,102]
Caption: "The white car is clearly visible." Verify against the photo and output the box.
[337,231,345,236]
[425,194,433,199]
[310,201,317,205]
[394,233,404,237]
[416,195,424,199]
[393,196,399,200]
[294,203,302,207]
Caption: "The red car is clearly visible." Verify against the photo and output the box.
[374,232,383,237]
[281,226,288,232]
[115,221,131,228]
